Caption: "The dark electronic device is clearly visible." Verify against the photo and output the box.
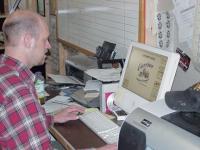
[118,108,200,150]
[162,112,200,137]
[96,41,116,61]
[96,41,125,69]
[112,109,127,121]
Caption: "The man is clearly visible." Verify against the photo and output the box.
[0,10,117,150]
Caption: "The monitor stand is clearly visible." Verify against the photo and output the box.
[162,112,200,137]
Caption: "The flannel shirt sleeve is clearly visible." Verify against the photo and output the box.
[40,106,54,126]
[0,80,53,149]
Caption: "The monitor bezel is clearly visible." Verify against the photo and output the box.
[114,42,180,113]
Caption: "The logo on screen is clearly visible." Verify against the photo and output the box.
[137,63,153,82]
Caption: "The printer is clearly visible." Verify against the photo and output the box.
[118,108,200,150]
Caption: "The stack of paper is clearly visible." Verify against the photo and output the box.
[42,96,72,114]
[47,74,83,85]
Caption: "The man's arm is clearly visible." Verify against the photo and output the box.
[0,82,53,149]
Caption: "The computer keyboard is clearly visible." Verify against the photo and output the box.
[79,109,120,144]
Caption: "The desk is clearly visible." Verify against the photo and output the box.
[46,87,106,149]
[49,120,106,150]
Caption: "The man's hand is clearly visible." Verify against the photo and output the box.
[53,105,85,123]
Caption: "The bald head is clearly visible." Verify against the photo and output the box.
[2,10,45,46]
[2,10,51,68]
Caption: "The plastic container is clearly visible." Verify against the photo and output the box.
[35,72,46,105]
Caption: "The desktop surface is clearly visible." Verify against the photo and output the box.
[45,80,112,149]
[50,120,106,149]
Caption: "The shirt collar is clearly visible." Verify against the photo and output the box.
[0,54,35,83]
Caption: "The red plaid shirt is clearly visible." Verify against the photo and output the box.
[0,55,53,149]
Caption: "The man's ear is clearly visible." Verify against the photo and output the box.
[24,33,35,48]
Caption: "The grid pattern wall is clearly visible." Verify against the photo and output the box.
[57,0,139,58]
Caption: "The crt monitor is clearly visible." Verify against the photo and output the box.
[114,42,180,114]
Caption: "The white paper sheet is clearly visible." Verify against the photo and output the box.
[173,0,196,47]
[42,102,68,114]
[85,68,121,82]
[43,96,72,114]
[47,95,71,105]
[191,0,200,72]
[47,74,83,85]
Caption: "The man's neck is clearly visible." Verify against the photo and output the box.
[4,46,31,68]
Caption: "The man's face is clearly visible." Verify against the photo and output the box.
[31,22,51,67]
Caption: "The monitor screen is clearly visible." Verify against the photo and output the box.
[114,42,180,113]
[122,47,167,102]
